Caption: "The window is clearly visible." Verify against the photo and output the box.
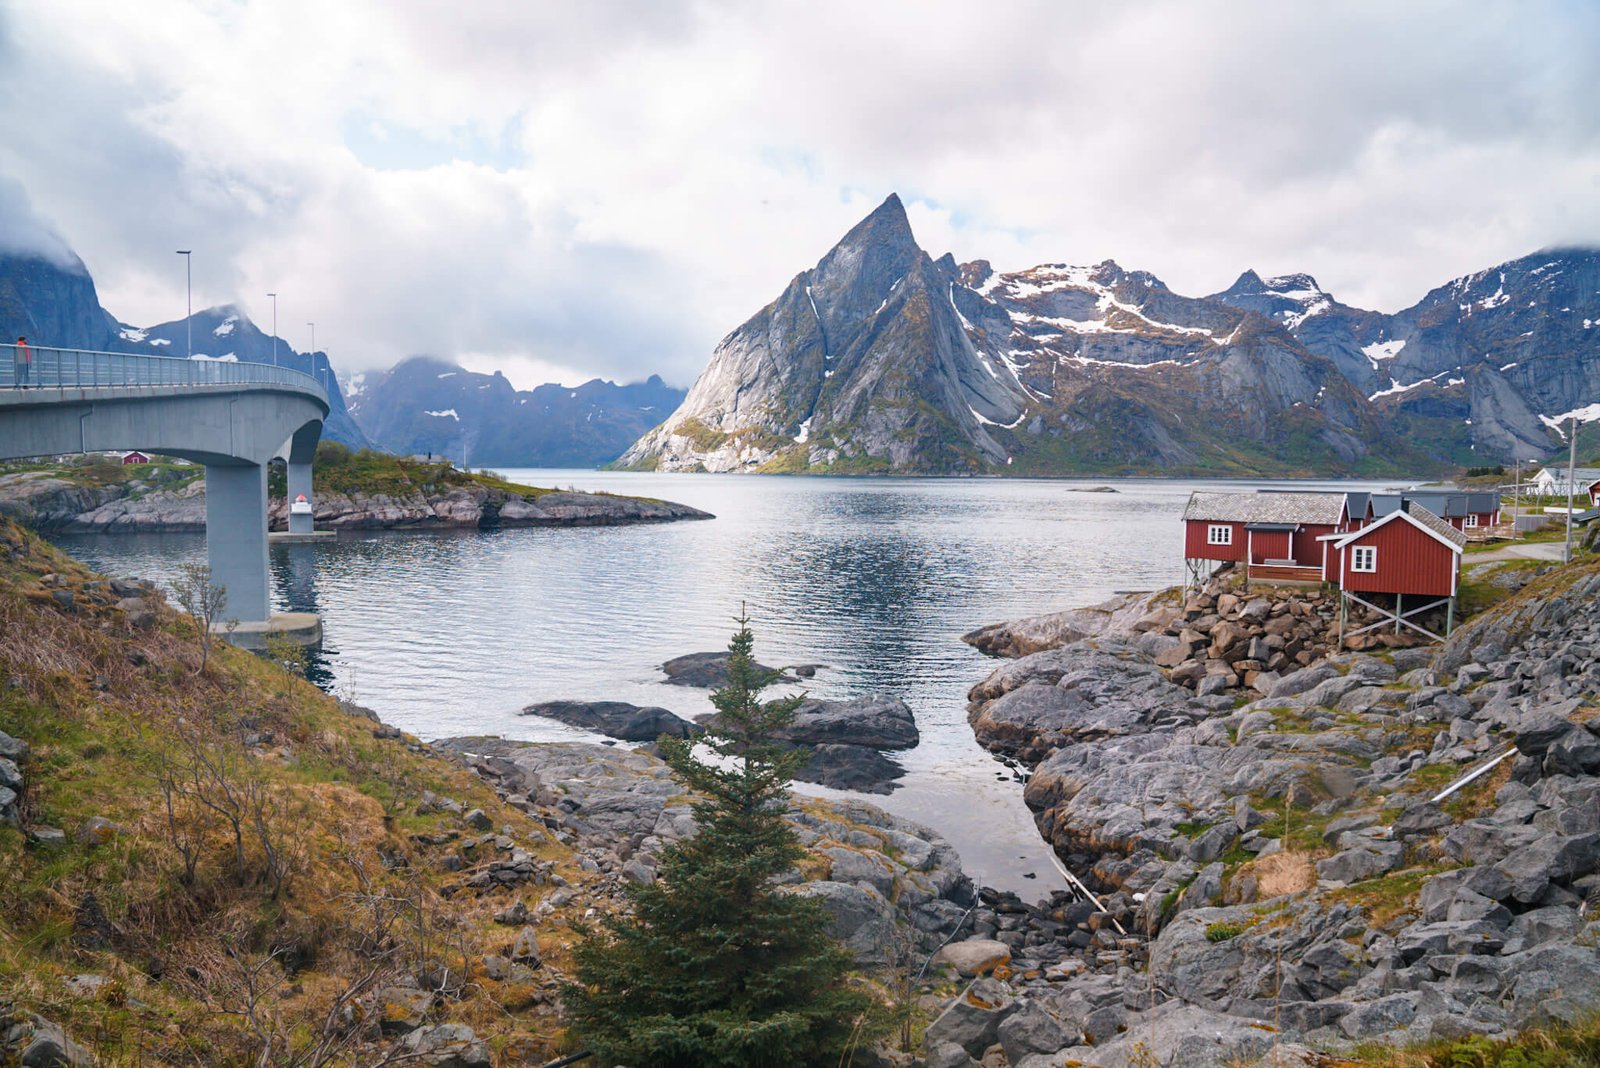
[1207,524,1232,546]
[1464,514,1479,528]
[1351,545,1377,572]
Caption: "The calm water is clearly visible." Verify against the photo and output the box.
[51,472,1401,894]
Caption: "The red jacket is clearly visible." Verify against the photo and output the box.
[15,342,30,364]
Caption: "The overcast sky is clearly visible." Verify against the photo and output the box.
[1,1,1597,389]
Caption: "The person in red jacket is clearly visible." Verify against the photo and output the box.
[13,336,31,389]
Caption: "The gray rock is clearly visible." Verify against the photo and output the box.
[661,651,785,688]
[1493,832,1600,903]
[788,881,896,964]
[1339,992,1418,1038]
[14,1018,94,1067]
[792,743,905,794]
[933,939,1011,978]
[1074,1003,1274,1067]
[461,808,492,831]
[509,927,541,965]
[1189,822,1239,863]
[997,1002,1074,1063]
[399,1023,493,1068]
[376,986,434,1035]
[1316,841,1402,884]
[1507,943,1600,1028]
[0,730,27,761]
[520,700,696,741]
[823,846,896,895]
[924,1040,976,1068]
[924,977,1017,1057]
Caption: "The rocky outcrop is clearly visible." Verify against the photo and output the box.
[435,738,975,965]
[962,590,1168,659]
[519,700,696,741]
[949,560,1600,1061]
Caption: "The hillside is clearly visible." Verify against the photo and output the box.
[345,357,684,468]
[0,516,591,1063]
[619,195,1600,477]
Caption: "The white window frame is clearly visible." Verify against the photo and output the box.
[1207,524,1232,546]
[1464,514,1479,528]
[1351,545,1378,573]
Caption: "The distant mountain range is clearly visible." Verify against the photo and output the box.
[0,246,684,467]
[345,356,684,468]
[620,194,1600,476]
[0,250,368,446]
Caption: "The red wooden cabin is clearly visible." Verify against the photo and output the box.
[121,451,150,465]
[1324,501,1465,641]
[1182,491,1350,586]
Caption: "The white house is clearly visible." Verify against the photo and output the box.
[1529,466,1600,501]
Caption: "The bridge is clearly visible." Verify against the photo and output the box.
[1,343,328,636]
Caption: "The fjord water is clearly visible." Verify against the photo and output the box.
[52,472,1395,894]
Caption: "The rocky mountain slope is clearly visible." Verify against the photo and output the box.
[0,250,368,445]
[620,195,1600,476]
[346,356,684,468]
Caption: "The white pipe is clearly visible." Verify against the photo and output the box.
[1430,746,1518,805]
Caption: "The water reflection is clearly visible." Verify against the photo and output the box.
[49,471,1401,893]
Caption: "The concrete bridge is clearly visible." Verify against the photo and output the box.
[1,343,328,631]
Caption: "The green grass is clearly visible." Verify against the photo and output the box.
[1334,1015,1600,1066]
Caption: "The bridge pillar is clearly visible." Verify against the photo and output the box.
[205,462,271,624]
[287,460,315,534]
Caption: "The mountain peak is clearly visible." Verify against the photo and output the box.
[834,193,917,256]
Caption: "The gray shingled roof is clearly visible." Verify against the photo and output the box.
[1183,491,1348,526]
[1540,466,1600,487]
[1404,503,1468,549]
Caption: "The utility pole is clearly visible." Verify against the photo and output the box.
[1512,458,1519,531]
[176,250,192,358]
[307,322,315,357]
[1565,416,1578,564]
[267,292,278,366]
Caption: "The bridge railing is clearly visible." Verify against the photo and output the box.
[2,343,329,404]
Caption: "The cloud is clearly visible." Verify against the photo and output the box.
[0,0,1596,388]
[0,175,78,267]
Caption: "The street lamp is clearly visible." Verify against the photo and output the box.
[267,292,278,366]
[307,322,315,357]
[176,250,192,359]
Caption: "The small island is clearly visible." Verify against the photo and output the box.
[0,443,713,532]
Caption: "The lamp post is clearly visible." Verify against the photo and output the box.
[267,292,278,366]
[307,322,319,388]
[176,250,192,359]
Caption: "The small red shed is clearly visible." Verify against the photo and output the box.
[1326,502,1465,642]
[1588,479,1600,508]
[122,451,150,465]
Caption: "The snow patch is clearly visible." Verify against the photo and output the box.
[1540,403,1600,436]
[1361,339,1406,368]
[119,326,148,343]
[437,372,456,379]
[212,316,237,338]
[424,409,460,420]
[794,416,813,444]
[149,338,171,346]
[190,353,238,363]
[1499,362,1518,372]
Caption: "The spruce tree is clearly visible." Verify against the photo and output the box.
[565,616,870,1067]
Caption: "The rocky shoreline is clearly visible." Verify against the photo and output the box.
[937,565,1600,1065]
[0,470,711,532]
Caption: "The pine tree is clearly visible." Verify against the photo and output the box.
[564,615,870,1067]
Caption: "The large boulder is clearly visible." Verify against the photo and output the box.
[520,700,695,742]
[700,695,918,750]
[932,938,1011,978]
[786,881,896,964]
[661,651,786,688]
[924,977,1017,1057]
[399,1023,492,1068]
[791,743,905,794]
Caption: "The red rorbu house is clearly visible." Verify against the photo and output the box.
[1181,491,1351,589]
[1322,501,1466,642]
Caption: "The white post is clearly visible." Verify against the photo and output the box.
[268,292,278,366]
[1566,416,1578,564]
[176,250,192,359]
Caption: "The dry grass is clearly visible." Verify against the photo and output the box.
[0,517,589,1063]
